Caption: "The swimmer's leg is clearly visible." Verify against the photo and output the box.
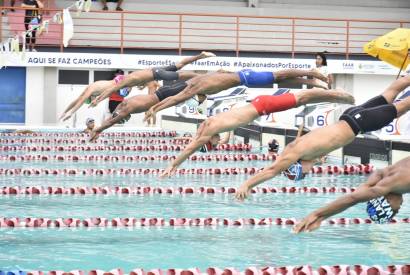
[274,69,328,83]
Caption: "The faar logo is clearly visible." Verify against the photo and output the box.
[342,62,354,70]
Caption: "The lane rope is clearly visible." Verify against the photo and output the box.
[0,186,358,195]
[0,217,409,228]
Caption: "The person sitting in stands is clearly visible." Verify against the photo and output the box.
[101,0,123,11]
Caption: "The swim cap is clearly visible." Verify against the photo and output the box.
[283,161,305,181]
[118,87,131,97]
[85,94,98,105]
[185,95,200,108]
[199,141,213,153]
[86,118,95,124]
[366,197,395,224]
[114,75,125,83]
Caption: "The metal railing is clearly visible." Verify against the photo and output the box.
[1,6,409,57]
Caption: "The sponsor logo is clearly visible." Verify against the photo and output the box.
[377,63,393,70]
[342,62,354,70]
[369,153,388,161]
[358,63,375,70]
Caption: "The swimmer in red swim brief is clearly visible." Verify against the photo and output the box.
[160,88,354,177]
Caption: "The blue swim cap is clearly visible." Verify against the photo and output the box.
[366,197,395,224]
[119,87,131,97]
[283,161,305,181]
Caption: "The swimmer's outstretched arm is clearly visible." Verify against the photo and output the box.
[235,156,295,200]
[91,52,214,107]
[294,171,387,233]
[60,82,103,121]
[162,105,260,177]
[89,101,133,142]
[143,85,199,122]
[175,51,216,70]
[161,125,215,178]
[60,98,80,121]
[235,123,307,200]
[90,73,139,107]
[89,113,124,142]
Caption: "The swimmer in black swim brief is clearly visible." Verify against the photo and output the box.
[235,75,410,200]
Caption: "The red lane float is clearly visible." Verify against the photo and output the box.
[0,167,263,176]
[0,144,252,152]
[1,217,409,228]
[0,138,190,145]
[0,153,276,162]
[20,265,410,275]
[0,186,357,195]
[311,164,374,175]
[47,271,85,275]
[0,131,177,138]
[0,165,373,177]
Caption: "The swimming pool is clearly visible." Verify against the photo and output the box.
[0,130,409,273]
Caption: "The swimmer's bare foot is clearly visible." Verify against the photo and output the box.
[311,78,328,90]
[310,68,329,83]
[200,51,216,59]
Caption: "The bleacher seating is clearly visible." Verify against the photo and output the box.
[0,0,408,54]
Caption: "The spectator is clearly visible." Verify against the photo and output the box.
[22,0,43,52]
[267,138,279,155]
[0,0,15,13]
[83,118,95,134]
[315,52,333,89]
[101,0,123,11]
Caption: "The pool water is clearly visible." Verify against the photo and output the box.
[0,131,409,272]
[1,224,409,271]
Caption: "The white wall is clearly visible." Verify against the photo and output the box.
[25,67,45,125]
[43,67,58,124]
[351,74,398,105]
[392,150,410,163]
